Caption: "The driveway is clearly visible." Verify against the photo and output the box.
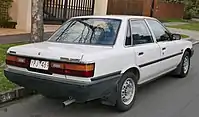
[0,45,199,117]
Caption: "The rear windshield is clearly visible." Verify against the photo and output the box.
[48,18,121,45]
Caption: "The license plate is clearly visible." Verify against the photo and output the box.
[30,59,49,70]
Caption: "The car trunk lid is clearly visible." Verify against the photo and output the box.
[8,41,113,62]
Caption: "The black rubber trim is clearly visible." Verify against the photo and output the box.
[91,71,121,81]
[139,52,183,68]
[4,70,120,103]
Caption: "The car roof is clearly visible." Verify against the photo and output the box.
[72,15,157,20]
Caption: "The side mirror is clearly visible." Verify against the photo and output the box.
[172,34,181,40]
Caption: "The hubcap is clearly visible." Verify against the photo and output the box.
[121,78,135,105]
[183,55,189,74]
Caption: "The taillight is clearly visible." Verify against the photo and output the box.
[49,62,95,77]
[6,55,29,68]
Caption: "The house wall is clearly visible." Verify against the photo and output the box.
[9,0,31,32]
[17,0,32,32]
[9,0,18,22]
[94,0,108,15]
[9,0,108,32]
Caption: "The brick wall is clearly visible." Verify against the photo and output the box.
[153,2,185,19]
[142,0,153,16]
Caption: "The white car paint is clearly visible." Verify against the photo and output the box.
[7,15,193,84]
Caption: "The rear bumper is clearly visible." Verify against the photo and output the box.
[4,69,121,103]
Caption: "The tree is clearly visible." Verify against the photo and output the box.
[183,0,199,19]
[31,0,44,43]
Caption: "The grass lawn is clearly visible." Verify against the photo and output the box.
[0,43,25,92]
[181,34,189,39]
[168,22,199,31]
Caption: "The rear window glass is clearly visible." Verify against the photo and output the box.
[48,18,121,46]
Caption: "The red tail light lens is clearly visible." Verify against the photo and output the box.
[50,62,95,77]
[6,55,95,77]
[6,55,29,68]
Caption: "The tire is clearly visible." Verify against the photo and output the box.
[175,51,190,78]
[115,72,137,112]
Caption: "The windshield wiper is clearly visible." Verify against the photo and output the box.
[75,19,95,30]
[55,21,76,41]
[74,19,97,43]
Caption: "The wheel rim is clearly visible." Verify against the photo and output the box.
[183,55,190,74]
[121,78,135,105]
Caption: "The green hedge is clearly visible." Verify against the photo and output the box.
[0,0,16,28]
[0,21,17,28]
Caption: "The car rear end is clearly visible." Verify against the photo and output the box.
[4,17,123,103]
[4,43,121,103]
[4,52,91,99]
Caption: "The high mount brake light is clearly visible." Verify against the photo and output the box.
[50,62,95,77]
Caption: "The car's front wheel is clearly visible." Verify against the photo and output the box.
[175,51,190,78]
[116,72,137,112]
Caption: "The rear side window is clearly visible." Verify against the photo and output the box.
[130,20,153,45]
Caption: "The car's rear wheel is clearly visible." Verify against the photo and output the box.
[115,72,137,112]
[175,51,190,78]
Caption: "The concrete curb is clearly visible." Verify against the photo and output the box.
[0,87,35,104]
[193,41,199,45]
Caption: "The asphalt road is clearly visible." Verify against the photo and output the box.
[0,45,199,117]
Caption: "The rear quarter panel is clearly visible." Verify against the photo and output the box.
[82,48,139,78]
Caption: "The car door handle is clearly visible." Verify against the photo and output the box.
[138,52,144,56]
[162,47,166,50]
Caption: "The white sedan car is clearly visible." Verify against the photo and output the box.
[4,15,194,111]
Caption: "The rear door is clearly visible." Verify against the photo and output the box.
[129,19,161,83]
[146,19,183,72]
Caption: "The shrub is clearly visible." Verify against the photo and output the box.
[0,0,17,28]
[0,21,17,28]
[0,0,13,20]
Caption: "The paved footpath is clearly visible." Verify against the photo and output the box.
[163,22,189,26]
[0,27,199,44]
[0,33,53,44]
[0,25,60,44]
[168,28,199,41]
[163,22,199,43]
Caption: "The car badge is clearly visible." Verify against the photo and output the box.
[38,52,41,55]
